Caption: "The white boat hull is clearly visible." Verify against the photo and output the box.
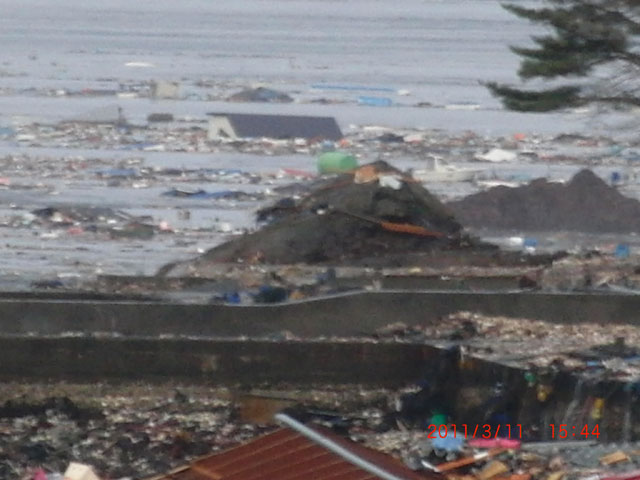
[413,168,478,183]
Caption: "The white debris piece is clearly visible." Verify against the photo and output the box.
[403,133,424,143]
[378,175,403,190]
[476,148,517,163]
[64,462,101,480]
[218,222,233,233]
[507,236,524,247]
[124,61,154,68]
[444,103,480,110]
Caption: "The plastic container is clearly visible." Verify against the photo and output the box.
[616,243,630,259]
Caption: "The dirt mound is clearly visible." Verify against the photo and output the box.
[166,161,477,267]
[448,169,640,233]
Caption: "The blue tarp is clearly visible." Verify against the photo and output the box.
[432,431,464,453]
[616,243,631,259]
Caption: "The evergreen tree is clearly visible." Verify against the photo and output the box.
[487,0,640,111]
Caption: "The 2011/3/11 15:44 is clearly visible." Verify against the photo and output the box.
[426,424,523,439]
[549,424,600,439]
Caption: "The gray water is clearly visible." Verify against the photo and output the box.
[0,0,624,135]
[0,0,635,283]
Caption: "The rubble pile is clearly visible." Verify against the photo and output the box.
[415,311,640,344]
[10,120,325,155]
[5,350,640,478]
[0,383,401,479]
[0,385,271,479]
[360,430,640,480]
[2,205,161,242]
[448,169,640,233]
[538,254,640,291]
[161,161,500,269]
[0,153,266,188]
[376,311,640,380]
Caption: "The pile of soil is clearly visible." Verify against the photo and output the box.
[165,161,480,268]
[448,169,640,233]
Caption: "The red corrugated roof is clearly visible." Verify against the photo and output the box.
[149,424,439,480]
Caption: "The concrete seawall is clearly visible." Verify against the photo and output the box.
[0,290,637,338]
[0,337,443,385]
[1,290,636,440]
[0,335,633,441]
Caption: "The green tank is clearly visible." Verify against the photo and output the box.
[317,152,358,174]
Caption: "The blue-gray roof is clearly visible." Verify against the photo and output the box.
[209,113,342,141]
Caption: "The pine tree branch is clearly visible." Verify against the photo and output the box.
[586,1,640,34]
[493,1,640,111]
[582,94,640,106]
[485,82,583,111]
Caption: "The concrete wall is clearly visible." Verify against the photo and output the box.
[96,273,524,292]
[1,335,634,440]
[0,290,638,338]
[2,290,637,440]
[0,337,441,385]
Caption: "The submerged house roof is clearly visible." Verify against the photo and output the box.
[147,414,435,480]
[207,112,343,141]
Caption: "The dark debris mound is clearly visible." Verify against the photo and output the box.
[191,161,473,266]
[448,169,640,233]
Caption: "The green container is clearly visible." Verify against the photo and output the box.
[317,152,358,174]
[430,413,448,427]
